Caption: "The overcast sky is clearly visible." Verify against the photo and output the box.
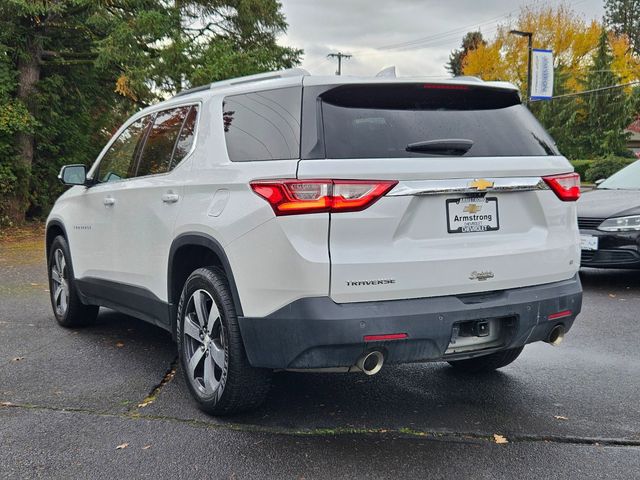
[279,0,605,77]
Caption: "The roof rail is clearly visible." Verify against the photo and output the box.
[174,68,309,97]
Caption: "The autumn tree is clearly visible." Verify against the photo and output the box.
[461,4,603,93]
[447,31,485,76]
[605,0,640,54]
[459,3,640,159]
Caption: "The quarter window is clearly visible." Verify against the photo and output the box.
[137,107,190,177]
[96,116,151,183]
[223,87,302,161]
[172,105,198,167]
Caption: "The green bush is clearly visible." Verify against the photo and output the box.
[584,156,636,183]
[570,160,594,181]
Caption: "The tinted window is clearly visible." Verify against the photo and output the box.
[172,105,198,166]
[96,116,151,183]
[305,84,559,159]
[223,87,301,161]
[137,107,189,177]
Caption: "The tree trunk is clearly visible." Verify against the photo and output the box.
[6,36,41,224]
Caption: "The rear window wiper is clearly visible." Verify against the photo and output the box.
[406,139,474,156]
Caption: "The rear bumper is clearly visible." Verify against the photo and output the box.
[238,275,582,369]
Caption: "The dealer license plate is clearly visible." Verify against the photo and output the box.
[580,234,598,251]
[447,197,499,234]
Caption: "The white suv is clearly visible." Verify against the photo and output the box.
[46,68,583,415]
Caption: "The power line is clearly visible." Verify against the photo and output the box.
[350,25,503,59]
[534,81,640,100]
[375,10,518,51]
[354,0,587,55]
[303,56,332,72]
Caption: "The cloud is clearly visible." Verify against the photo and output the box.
[278,0,604,77]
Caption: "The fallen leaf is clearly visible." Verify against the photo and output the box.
[609,294,616,298]
[116,443,129,450]
[137,401,151,408]
[493,434,508,444]
[11,357,24,362]
[115,341,125,348]
[554,415,569,421]
[142,445,151,450]
[1,401,14,407]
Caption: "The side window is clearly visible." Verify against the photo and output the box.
[223,87,301,161]
[172,105,198,167]
[137,106,190,177]
[96,116,151,183]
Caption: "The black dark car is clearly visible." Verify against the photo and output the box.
[578,160,640,268]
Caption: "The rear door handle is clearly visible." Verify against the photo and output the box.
[161,193,180,204]
[103,196,116,207]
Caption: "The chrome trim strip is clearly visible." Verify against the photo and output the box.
[387,177,548,196]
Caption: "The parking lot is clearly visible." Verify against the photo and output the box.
[1,230,639,479]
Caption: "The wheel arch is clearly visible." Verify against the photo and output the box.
[168,233,244,332]
[45,220,68,262]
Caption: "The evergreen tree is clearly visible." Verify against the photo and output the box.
[0,0,104,222]
[447,31,485,76]
[530,66,581,158]
[576,30,634,158]
[0,0,302,224]
[605,0,640,54]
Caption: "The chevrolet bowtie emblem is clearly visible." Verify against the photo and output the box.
[468,178,494,191]
[463,204,481,214]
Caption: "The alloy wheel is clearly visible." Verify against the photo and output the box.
[183,289,227,396]
[50,248,69,317]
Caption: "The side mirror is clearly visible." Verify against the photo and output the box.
[594,179,605,186]
[58,164,87,186]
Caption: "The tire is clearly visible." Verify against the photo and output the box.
[447,346,524,373]
[176,266,271,415]
[47,235,99,327]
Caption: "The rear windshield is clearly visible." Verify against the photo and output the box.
[308,84,559,159]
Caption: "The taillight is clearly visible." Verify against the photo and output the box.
[423,83,470,90]
[542,172,580,201]
[250,179,398,216]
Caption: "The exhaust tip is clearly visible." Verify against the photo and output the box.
[357,350,384,376]
[547,325,565,347]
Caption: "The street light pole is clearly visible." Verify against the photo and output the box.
[509,30,533,104]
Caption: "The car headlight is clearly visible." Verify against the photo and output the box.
[598,215,640,232]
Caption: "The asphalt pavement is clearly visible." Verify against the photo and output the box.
[1,233,639,479]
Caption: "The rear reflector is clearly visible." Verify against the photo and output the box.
[548,310,572,321]
[542,173,580,201]
[364,333,408,342]
[250,179,397,216]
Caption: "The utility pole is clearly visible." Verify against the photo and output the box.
[509,30,533,104]
[327,52,352,76]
